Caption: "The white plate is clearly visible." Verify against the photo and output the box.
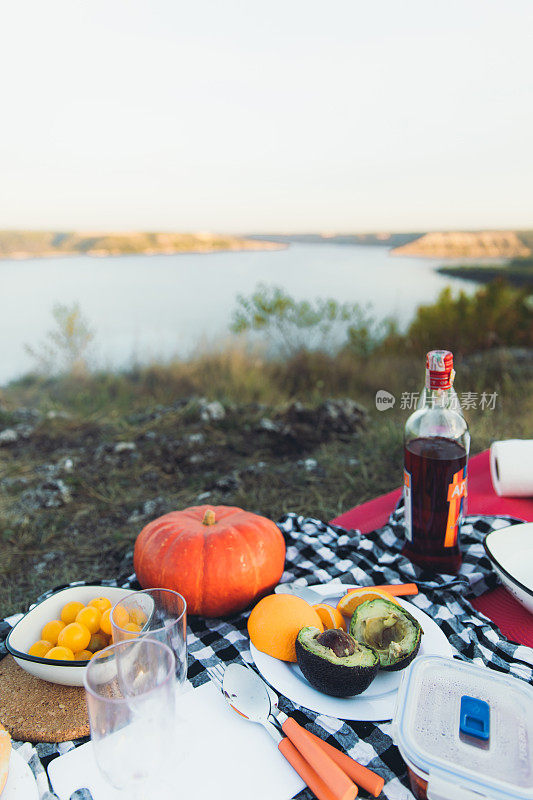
[484,522,533,614]
[250,595,453,721]
[3,749,39,800]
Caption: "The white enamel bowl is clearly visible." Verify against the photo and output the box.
[484,522,533,615]
[6,585,136,686]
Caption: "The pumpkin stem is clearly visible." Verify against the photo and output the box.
[202,509,216,526]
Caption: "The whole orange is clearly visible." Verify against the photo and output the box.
[248,594,324,662]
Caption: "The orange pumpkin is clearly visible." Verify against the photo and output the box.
[133,505,286,617]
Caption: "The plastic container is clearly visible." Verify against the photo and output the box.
[392,655,533,800]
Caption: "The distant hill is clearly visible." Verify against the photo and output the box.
[246,232,423,248]
[3,229,531,261]
[392,230,532,259]
[0,230,284,259]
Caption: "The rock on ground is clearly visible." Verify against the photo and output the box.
[257,398,366,452]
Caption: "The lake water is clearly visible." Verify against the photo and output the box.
[0,244,477,385]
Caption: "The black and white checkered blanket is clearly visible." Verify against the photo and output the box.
[2,510,533,800]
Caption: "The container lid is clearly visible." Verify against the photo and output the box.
[392,655,533,800]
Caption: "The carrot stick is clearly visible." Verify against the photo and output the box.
[279,737,357,800]
[346,583,418,597]
[282,717,357,800]
[300,728,384,797]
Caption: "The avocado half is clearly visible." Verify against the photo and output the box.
[295,627,379,697]
[350,598,422,672]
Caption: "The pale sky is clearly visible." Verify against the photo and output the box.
[1,0,532,232]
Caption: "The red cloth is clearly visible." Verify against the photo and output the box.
[332,449,533,648]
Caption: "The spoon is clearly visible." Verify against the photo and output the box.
[222,664,357,800]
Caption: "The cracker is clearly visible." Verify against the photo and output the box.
[0,656,89,743]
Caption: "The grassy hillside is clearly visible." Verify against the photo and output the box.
[1,346,532,617]
[1,280,532,615]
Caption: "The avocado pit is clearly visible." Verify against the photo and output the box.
[295,626,379,697]
[316,628,357,657]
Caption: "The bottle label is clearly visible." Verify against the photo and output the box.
[444,466,468,547]
[403,469,412,541]
[425,349,455,391]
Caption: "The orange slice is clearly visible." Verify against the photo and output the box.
[312,604,346,631]
[336,588,401,618]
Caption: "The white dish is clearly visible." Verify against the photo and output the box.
[250,595,453,721]
[484,522,533,614]
[3,748,39,800]
[6,585,135,686]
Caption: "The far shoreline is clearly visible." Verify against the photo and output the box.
[0,241,288,262]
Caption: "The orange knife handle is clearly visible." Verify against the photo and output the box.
[282,717,357,800]
[278,738,356,800]
[378,583,418,596]
[300,728,384,797]
[347,583,418,597]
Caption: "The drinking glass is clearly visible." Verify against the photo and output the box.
[111,588,187,687]
[84,638,175,798]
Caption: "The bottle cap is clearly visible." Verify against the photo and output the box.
[426,350,454,390]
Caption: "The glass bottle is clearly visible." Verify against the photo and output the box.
[403,350,470,573]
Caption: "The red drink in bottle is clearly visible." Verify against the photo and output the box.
[403,350,470,573]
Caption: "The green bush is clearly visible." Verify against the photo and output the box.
[403,281,533,356]
[231,284,392,357]
[25,302,94,375]
[232,280,533,360]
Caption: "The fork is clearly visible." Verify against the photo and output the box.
[205,662,225,688]
[206,663,356,800]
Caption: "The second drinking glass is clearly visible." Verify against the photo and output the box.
[111,588,187,687]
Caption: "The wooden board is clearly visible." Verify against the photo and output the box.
[0,656,89,743]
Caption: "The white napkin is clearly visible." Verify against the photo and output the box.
[48,682,305,800]
[490,439,533,497]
